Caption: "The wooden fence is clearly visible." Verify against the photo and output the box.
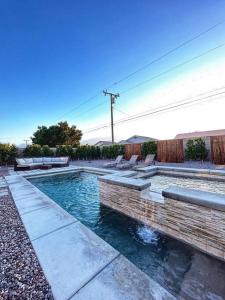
[210,136,225,164]
[125,143,142,160]
[157,139,184,163]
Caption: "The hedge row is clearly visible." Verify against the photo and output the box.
[23,144,125,160]
[0,138,208,165]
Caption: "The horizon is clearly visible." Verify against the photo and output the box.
[1,0,225,145]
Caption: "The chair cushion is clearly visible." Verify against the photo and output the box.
[23,158,34,164]
[52,157,61,162]
[50,162,66,165]
[33,157,43,163]
[60,157,68,162]
[16,158,26,165]
[43,157,52,162]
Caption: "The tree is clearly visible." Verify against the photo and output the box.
[0,143,17,165]
[31,121,82,147]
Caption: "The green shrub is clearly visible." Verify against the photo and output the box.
[23,144,42,157]
[0,143,17,165]
[141,141,157,158]
[185,138,208,161]
[56,145,74,157]
[101,144,125,159]
[42,145,54,157]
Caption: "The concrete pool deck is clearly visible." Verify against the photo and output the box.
[5,164,225,299]
[5,169,175,300]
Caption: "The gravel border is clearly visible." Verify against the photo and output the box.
[0,177,53,300]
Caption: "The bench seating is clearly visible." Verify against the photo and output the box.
[14,157,69,171]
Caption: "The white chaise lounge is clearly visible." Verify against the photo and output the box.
[116,155,139,169]
[133,154,155,170]
[15,157,70,171]
[103,155,123,168]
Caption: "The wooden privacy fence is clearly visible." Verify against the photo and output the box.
[125,143,142,160]
[211,136,225,164]
[157,139,184,163]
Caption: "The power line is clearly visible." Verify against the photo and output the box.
[83,87,225,134]
[106,20,225,88]
[53,91,102,122]
[115,91,225,125]
[53,19,225,122]
[75,100,107,121]
[114,107,130,116]
[58,40,225,124]
[120,42,225,94]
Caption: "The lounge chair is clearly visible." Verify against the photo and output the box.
[116,155,139,169]
[133,154,155,170]
[103,155,123,167]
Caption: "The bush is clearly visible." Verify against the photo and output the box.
[42,145,54,157]
[101,144,125,159]
[23,144,42,157]
[141,141,157,158]
[185,138,208,161]
[56,145,74,157]
[0,143,17,165]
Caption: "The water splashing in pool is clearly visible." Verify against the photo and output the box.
[136,225,159,245]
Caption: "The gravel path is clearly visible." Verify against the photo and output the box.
[0,176,53,300]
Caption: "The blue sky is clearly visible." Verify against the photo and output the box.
[1,0,225,144]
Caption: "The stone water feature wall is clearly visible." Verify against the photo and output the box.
[99,181,225,261]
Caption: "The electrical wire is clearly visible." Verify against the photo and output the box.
[83,87,225,134]
[120,42,225,94]
[53,20,225,122]
[57,40,225,123]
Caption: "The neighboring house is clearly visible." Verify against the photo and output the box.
[119,135,157,145]
[94,141,113,147]
[175,129,225,139]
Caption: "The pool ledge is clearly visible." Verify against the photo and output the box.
[4,174,175,300]
[98,174,151,191]
[162,186,225,212]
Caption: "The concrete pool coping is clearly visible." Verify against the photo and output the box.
[163,186,225,212]
[5,168,175,300]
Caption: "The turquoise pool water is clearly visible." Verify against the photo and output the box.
[29,172,225,299]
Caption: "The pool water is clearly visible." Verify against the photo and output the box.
[148,175,225,194]
[29,172,225,299]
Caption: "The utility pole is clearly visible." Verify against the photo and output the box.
[103,90,120,144]
[24,139,30,147]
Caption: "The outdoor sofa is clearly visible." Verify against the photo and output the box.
[14,157,70,171]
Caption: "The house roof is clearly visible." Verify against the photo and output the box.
[119,135,157,144]
[175,129,225,139]
[94,141,112,146]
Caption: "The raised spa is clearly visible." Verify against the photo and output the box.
[29,172,225,299]
[146,174,225,194]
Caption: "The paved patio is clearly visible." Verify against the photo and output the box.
[70,159,225,170]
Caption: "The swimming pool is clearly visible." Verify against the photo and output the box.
[147,174,225,194]
[29,172,225,299]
